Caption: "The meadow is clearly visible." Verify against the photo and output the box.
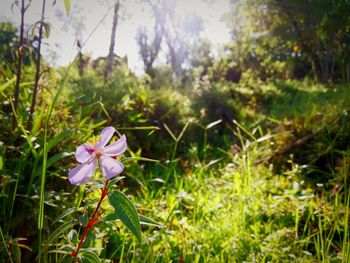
[1,64,350,262]
[1,0,350,262]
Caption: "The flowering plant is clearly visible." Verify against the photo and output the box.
[69,126,127,185]
[67,127,142,260]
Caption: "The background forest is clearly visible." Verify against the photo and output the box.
[0,0,350,262]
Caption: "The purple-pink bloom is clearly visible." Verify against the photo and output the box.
[68,127,127,185]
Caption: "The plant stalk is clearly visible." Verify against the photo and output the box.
[71,181,109,258]
[12,0,26,131]
[28,0,46,129]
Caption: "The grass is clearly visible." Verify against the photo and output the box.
[132,128,349,262]
[1,68,350,262]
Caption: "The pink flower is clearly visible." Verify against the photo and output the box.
[68,127,127,185]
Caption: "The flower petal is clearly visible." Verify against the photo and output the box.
[99,155,124,180]
[68,160,96,185]
[96,126,115,150]
[75,144,94,163]
[102,135,127,156]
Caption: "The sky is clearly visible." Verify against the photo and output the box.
[0,0,231,74]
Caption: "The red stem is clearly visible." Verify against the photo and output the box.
[71,180,109,258]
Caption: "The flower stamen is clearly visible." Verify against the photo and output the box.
[95,151,102,158]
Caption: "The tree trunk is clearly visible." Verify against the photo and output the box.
[77,40,84,77]
[28,0,46,129]
[105,1,120,78]
[310,53,323,82]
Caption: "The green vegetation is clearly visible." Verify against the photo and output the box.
[1,0,350,262]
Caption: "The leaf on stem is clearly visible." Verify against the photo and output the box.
[108,190,141,242]
[104,213,163,228]
[80,251,101,263]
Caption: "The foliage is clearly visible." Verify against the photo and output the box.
[223,0,350,82]
[1,1,350,261]
[0,22,18,75]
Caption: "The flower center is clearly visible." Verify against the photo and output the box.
[95,151,102,158]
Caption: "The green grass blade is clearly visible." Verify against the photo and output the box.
[139,215,163,228]
[0,226,14,263]
[37,221,76,259]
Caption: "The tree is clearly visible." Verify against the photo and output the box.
[136,0,165,77]
[105,0,120,78]
[234,0,350,82]
[163,10,204,78]
[189,38,213,77]
[138,0,203,79]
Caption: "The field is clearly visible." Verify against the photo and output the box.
[1,0,350,262]
[1,69,350,262]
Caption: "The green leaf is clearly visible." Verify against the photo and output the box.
[47,129,74,152]
[107,176,125,186]
[105,213,163,228]
[80,251,101,263]
[31,108,44,136]
[43,22,51,38]
[108,191,141,242]
[103,213,119,221]
[67,230,78,244]
[63,0,70,16]
[85,183,106,194]
[38,221,76,258]
[59,254,74,263]
[52,208,76,224]
[11,241,21,263]
[35,152,73,177]
[47,151,73,168]
[80,214,88,226]
[139,215,163,228]
[0,76,15,96]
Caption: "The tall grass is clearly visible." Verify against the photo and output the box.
[1,50,350,263]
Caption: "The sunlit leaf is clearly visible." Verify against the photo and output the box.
[104,213,163,228]
[149,178,165,183]
[63,0,70,16]
[139,215,163,228]
[206,119,222,129]
[108,190,141,242]
[80,251,101,263]
[0,76,15,96]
